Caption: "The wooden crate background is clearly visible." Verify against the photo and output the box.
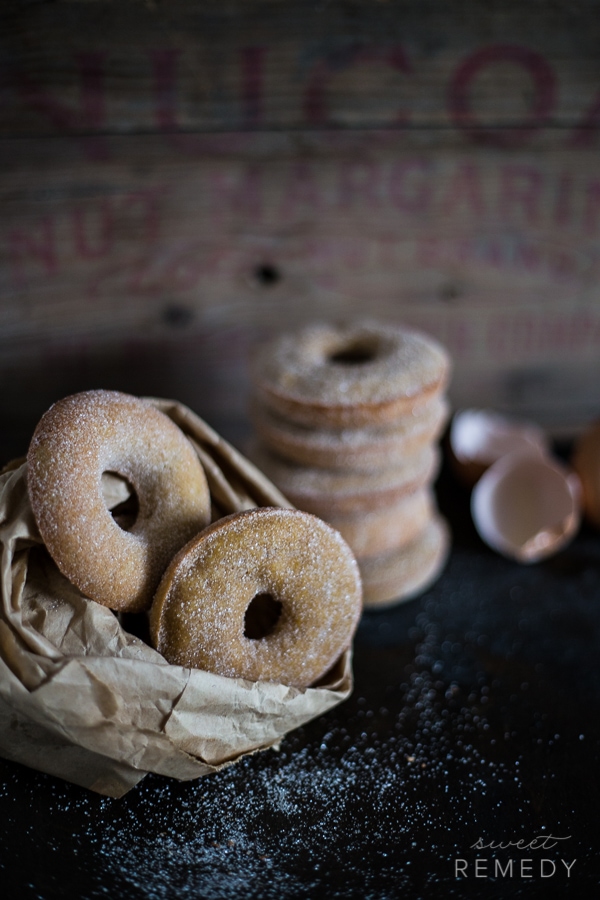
[2,0,600,454]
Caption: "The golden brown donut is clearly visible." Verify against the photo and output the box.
[149,507,362,688]
[251,321,450,429]
[248,441,440,516]
[251,395,449,471]
[325,488,434,558]
[360,515,450,608]
[27,390,211,613]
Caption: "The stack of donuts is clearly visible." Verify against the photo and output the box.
[249,321,452,608]
[24,389,362,687]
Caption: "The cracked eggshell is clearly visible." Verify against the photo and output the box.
[572,421,600,528]
[471,451,581,563]
[449,409,548,487]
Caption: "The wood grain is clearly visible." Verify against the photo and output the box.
[1,2,599,440]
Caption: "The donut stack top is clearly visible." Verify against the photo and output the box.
[251,321,450,428]
[249,321,452,608]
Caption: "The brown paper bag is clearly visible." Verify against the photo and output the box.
[0,399,352,797]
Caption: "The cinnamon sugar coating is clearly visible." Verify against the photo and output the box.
[249,442,440,516]
[360,515,450,608]
[251,321,450,428]
[27,390,211,612]
[326,489,434,558]
[252,395,449,471]
[149,507,362,688]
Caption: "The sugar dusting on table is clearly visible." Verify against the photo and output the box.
[1,533,594,898]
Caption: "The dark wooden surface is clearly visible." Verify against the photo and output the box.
[1,453,599,899]
[3,0,600,137]
[2,1,600,431]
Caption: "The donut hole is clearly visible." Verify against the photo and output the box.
[244,592,283,640]
[328,337,379,366]
[101,472,140,531]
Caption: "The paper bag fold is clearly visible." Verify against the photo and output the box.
[0,399,352,797]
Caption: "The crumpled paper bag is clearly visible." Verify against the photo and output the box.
[0,398,352,797]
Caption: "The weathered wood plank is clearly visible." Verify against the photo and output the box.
[1,132,599,437]
[1,0,600,145]
[1,2,599,440]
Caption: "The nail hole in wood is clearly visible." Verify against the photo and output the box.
[255,264,281,286]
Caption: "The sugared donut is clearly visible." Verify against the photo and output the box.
[27,390,211,613]
[249,441,440,516]
[251,321,450,429]
[326,488,434,558]
[149,507,362,688]
[251,395,449,471]
[360,515,450,608]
